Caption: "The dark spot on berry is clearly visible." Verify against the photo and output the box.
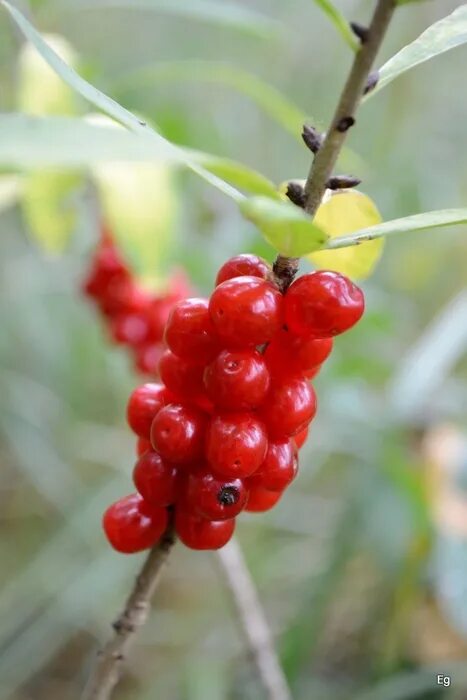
[218,485,239,506]
[233,459,241,468]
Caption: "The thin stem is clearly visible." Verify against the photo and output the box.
[273,0,396,290]
[81,524,176,700]
[217,537,292,700]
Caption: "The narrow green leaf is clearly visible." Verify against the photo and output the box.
[367,6,467,100]
[57,0,279,40]
[0,1,243,202]
[311,0,359,51]
[115,60,308,139]
[323,209,467,250]
[240,196,328,256]
[0,114,275,198]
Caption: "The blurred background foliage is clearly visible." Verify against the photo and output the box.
[0,0,467,699]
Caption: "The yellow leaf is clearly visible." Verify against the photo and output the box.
[308,190,384,279]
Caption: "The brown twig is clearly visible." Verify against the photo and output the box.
[273,0,396,291]
[217,537,292,700]
[81,524,176,700]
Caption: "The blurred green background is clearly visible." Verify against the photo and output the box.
[1,0,467,698]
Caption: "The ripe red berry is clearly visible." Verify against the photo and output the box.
[134,342,165,376]
[136,436,151,456]
[204,349,270,410]
[293,427,309,450]
[150,404,207,465]
[206,412,268,478]
[184,468,248,520]
[133,450,178,507]
[284,270,364,338]
[110,312,150,346]
[175,510,235,550]
[265,329,333,378]
[127,383,171,438]
[209,276,283,348]
[158,349,205,398]
[103,493,168,553]
[245,484,283,512]
[165,298,219,364]
[215,254,271,286]
[260,376,316,437]
[250,439,297,492]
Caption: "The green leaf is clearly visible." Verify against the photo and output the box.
[367,6,467,100]
[323,209,467,250]
[57,0,279,40]
[0,114,275,197]
[311,0,359,52]
[115,60,307,139]
[93,162,177,279]
[0,1,243,202]
[308,190,384,279]
[22,170,81,253]
[240,196,328,256]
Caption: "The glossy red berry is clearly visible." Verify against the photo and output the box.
[184,468,248,520]
[206,412,268,478]
[127,383,171,438]
[209,276,283,348]
[136,436,151,456]
[150,404,207,465]
[158,349,204,398]
[103,493,168,553]
[165,298,219,364]
[250,439,297,492]
[134,343,165,376]
[293,427,309,450]
[245,484,283,513]
[175,510,235,550]
[215,254,271,286]
[110,312,150,346]
[260,376,316,437]
[265,329,333,378]
[133,450,178,507]
[284,270,364,338]
[204,349,270,410]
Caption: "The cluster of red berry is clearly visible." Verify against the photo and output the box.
[82,226,191,375]
[103,254,365,553]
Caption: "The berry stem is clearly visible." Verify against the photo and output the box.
[81,523,176,700]
[273,0,396,292]
[217,538,292,700]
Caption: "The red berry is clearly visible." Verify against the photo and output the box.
[110,312,150,346]
[150,404,207,465]
[305,364,321,380]
[184,468,248,520]
[206,412,268,478]
[134,342,165,376]
[209,276,283,348]
[133,450,178,507]
[245,485,283,512]
[293,427,309,450]
[265,329,333,378]
[127,383,171,438]
[175,510,235,550]
[136,437,151,456]
[215,254,271,286]
[250,439,297,492]
[159,349,204,398]
[165,298,219,364]
[204,349,270,410]
[284,270,364,338]
[260,376,316,437]
[103,493,168,553]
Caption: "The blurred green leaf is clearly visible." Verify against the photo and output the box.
[60,0,280,40]
[324,209,467,249]
[94,162,177,279]
[311,0,359,51]
[240,196,328,256]
[22,169,82,253]
[367,6,467,100]
[116,60,308,139]
[0,174,22,211]
[0,3,243,201]
[193,151,277,198]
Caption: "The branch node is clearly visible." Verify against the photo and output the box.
[364,70,380,95]
[301,124,322,154]
[285,182,306,208]
[327,174,361,190]
[336,116,355,133]
[350,21,369,44]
